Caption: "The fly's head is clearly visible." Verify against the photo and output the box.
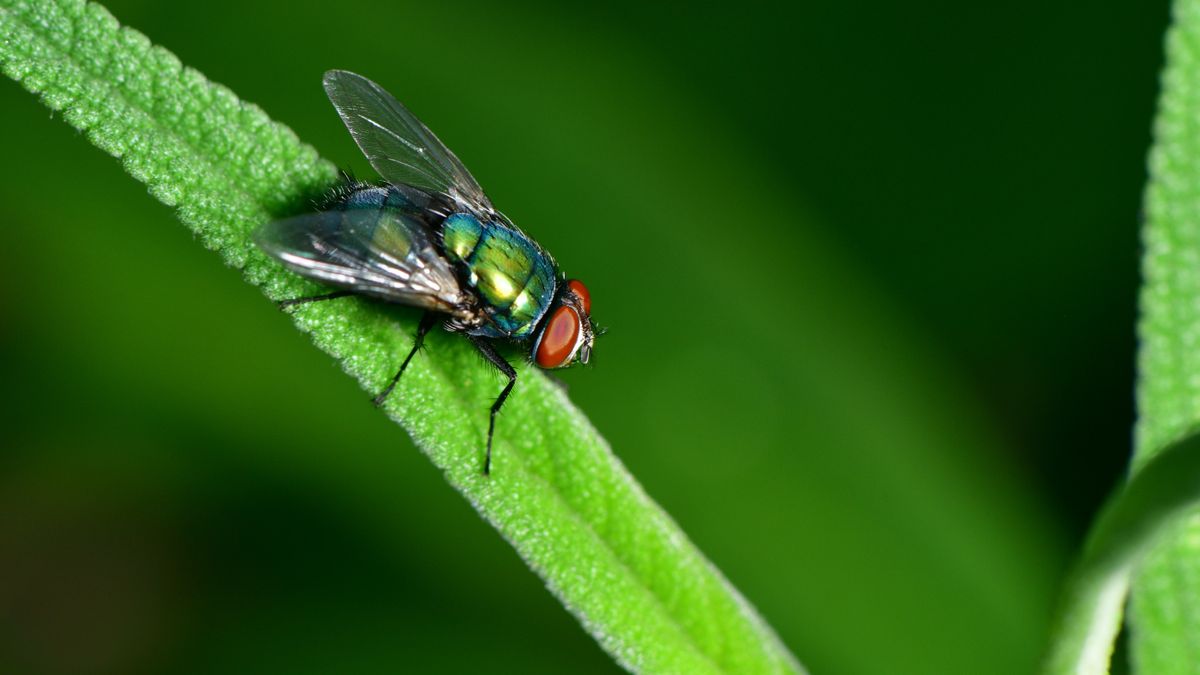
[532,279,594,369]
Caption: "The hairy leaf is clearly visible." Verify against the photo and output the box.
[1043,431,1200,673]
[0,0,801,671]
[1131,0,1200,672]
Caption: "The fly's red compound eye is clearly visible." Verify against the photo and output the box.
[535,305,581,368]
[567,279,591,315]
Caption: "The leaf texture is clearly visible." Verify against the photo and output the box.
[1043,431,1200,673]
[1131,0,1200,671]
[0,0,801,672]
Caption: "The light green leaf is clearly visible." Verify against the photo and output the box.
[1131,0,1200,672]
[0,0,801,672]
[1043,431,1200,674]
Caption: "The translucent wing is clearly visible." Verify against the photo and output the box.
[256,208,468,315]
[323,70,494,217]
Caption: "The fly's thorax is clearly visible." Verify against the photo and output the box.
[442,212,557,338]
[442,212,482,260]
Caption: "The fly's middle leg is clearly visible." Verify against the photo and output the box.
[373,311,439,407]
[468,336,517,476]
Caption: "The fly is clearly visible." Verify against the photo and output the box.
[255,70,596,475]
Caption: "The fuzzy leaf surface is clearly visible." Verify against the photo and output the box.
[0,0,801,672]
[1133,0,1200,671]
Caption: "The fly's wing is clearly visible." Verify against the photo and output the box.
[255,208,467,314]
[323,70,495,218]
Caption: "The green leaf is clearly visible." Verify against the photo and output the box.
[1131,0,1200,672]
[0,0,801,672]
[1042,430,1200,674]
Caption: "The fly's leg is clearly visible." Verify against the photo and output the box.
[373,312,439,407]
[468,336,517,476]
[278,290,353,309]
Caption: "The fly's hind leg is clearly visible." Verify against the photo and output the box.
[373,311,439,407]
[277,290,353,309]
[467,336,517,476]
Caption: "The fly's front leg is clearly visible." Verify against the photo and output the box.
[373,311,439,407]
[277,289,353,309]
[468,336,517,476]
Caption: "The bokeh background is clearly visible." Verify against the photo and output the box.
[0,1,1168,673]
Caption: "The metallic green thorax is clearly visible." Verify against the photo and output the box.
[442,212,557,337]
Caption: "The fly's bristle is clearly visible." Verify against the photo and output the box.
[315,171,379,210]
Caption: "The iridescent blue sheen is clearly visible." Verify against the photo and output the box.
[443,212,557,338]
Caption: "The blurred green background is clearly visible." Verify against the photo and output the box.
[0,1,1167,673]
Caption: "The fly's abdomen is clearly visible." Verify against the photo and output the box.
[258,184,469,316]
[330,185,444,266]
[443,213,556,337]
